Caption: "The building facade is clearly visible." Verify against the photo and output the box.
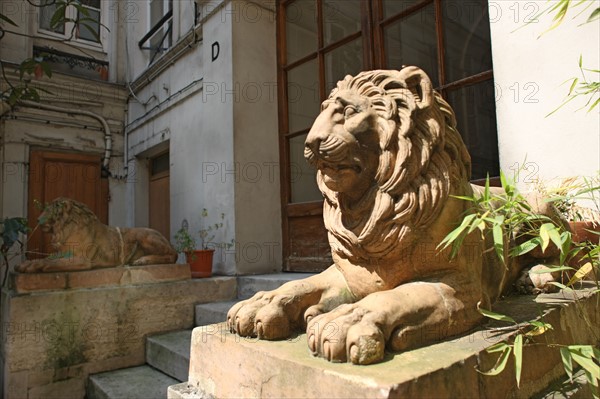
[1,0,128,260]
[1,0,598,275]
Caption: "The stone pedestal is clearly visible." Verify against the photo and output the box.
[180,287,598,398]
[1,265,237,398]
[9,263,191,293]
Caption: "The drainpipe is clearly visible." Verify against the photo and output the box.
[18,100,112,169]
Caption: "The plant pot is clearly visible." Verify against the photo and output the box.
[569,221,600,244]
[186,249,214,278]
[568,221,600,268]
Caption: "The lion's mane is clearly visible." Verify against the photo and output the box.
[317,69,471,261]
[45,198,98,247]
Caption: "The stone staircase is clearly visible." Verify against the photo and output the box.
[86,273,312,399]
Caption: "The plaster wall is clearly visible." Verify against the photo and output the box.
[126,1,237,275]
[124,0,200,82]
[0,0,126,83]
[489,1,600,187]
[231,1,282,273]
[0,73,128,220]
[125,1,281,275]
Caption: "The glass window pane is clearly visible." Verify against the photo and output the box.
[383,4,439,87]
[150,0,164,25]
[287,60,320,133]
[78,8,101,42]
[324,37,363,93]
[81,0,101,8]
[383,0,422,19]
[151,152,170,176]
[290,134,322,203]
[323,0,361,45]
[446,80,499,180]
[285,0,318,64]
[442,0,492,83]
[39,1,65,34]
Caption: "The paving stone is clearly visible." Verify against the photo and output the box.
[87,365,178,399]
[146,330,193,382]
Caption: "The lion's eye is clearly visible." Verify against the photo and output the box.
[344,106,357,118]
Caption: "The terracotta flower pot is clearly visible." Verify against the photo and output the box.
[568,221,600,268]
[186,249,214,278]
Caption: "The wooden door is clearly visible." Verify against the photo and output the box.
[149,152,170,240]
[27,150,108,259]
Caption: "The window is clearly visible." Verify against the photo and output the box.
[283,0,365,203]
[138,0,173,64]
[38,0,103,44]
[379,0,497,179]
[280,0,498,207]
[77,0,101,42]
[38,0,65,34]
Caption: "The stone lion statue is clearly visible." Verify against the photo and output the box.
[16,197,177,273]
[227,67,555,365]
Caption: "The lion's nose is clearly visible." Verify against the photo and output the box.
[305,123,329,154]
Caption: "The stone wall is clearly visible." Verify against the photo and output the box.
[1,266,236,398]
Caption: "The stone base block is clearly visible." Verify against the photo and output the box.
[9,263,191,293]
[186,288,598,398]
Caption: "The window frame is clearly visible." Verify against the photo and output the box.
[278,0,497,206]
[37,0,106,51]
[140,0,174,65]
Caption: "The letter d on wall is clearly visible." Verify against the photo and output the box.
[211,42,220,62]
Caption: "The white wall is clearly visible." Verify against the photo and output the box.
[490,1,600,187]
[232,1,281,274]
[125,0,281,275]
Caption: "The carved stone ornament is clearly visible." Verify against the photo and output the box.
[228,67,554,365]
[16,197,177,273]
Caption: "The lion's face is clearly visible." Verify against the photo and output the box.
[38,201,65,233]
[304,89,381,201]
[301,67,471,261]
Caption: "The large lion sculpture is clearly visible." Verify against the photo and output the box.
[16,197,177,273]
[228,67,556,365]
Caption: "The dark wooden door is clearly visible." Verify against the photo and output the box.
[27,150,108,258]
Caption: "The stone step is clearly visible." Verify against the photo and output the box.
[146,330,193,382]
[87,365,179,399]
[194,273,315,326]
[539,369,592,399]
[195,300,237,326]
[87,274,316,399]
[237,272,314,299]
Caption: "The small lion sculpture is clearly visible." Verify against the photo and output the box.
[16,197,177,273]
[228,67,557,365]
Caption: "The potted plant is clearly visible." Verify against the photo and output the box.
[541,175,600,267]
[437,171,599,389]
[174,209,231,278]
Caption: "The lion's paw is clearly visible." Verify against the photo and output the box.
[306,303,385,364]
[227,291,299,339]
[15,260,46,273]
[516,265,559,294]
